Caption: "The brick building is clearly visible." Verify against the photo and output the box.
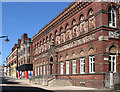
[7,33,33,79]
[32,2,120,88]
[7,44,18,77]
[17,33,33,79]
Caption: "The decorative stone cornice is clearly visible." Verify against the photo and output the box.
[32,2,92,41]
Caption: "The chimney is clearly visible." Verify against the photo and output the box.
[18,39,21,45]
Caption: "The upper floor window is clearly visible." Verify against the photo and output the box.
[79,14,85,21]
[50,34,52,39]
[72,19,76,26]
[46,36,48,41]
[88,8,93,16]
[108,5,116,27]
[55,30,58,36]
[65,23,69,30]
[60,27,63,33]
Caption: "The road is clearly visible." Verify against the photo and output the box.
[0,77,117,92]
[0,77,51,92]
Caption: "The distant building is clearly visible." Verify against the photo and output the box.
[17,33,33,79]
[7,43,18,78]
[0,66,4,77]
[32,2,120,88]
[7,33,33,79]
[3,65,7,76]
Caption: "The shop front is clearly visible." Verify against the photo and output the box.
[17,64,33,79]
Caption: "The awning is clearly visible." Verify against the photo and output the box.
[17,64,33,71]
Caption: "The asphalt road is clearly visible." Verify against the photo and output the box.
[0,77,117,92]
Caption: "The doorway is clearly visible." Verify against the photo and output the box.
[50,57,53,75]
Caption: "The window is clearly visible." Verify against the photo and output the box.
[60,62,64,75]
[43,66,45,75]
[73,27,77,36]
[89,56,95,73]
[23,48,25,54]
[66,61,69,74]
[21,50,23,56]
[73,60,76,74]
[47,65,48,75]
[109,55,116,72]
[27,47,30,53]
[108,5,116,27]
[35,67,37,76]
[72,19,76,25]
[55,30,58,36]
[79,14,84,21]
[37,67,39,76]
[60,27,63,33]
[80,58,85,74]
[40,66,42,75]
[65,23,69,30]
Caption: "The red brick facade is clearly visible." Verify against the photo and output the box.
[32,2,120,88]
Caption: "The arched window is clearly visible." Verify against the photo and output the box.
[65,23,69,30]
[88,8,93,16]
[40,41,42,45]
[55,30,58,36]
[109,45,117,72]
[50,34,52,39]
[43,38,45,43]
[88,8,95,29]
[60,27,63,33]
[46,36,48,41]
[108,5,116,27]
[79,14,84,21]
[72,19,76,25]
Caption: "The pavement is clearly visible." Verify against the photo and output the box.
[14,77,110,91]
[0,76,118,92]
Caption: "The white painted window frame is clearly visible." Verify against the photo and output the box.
[40,66,42,75]
[37,67,39,76]
[66,61,69,74]
[89,56,95,73]
[60,62,64,75]
[43,66,45,75]
[109,55,116,72]
[108,6,116,27]
[73,60,76,74]
[80,58,85,74]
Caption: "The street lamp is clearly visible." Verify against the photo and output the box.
[0,36,9,42]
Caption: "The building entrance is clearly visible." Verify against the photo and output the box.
[50,57,53,75]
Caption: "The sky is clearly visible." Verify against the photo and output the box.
[2,2,71,65]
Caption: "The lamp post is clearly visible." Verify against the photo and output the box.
[0,36,9,42]
[0,36,9,54]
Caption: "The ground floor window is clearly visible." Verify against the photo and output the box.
[47,65,48,75]
[80,58,85,74]
[40,66,42,75]
[37,67,39,76]
[43,66,45,75]
[89,56,95,73]
[66,61,69,74]
[73,60,76,74]
[60,62,64,75]
[35,67,37,76]
[109,55,116,72]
